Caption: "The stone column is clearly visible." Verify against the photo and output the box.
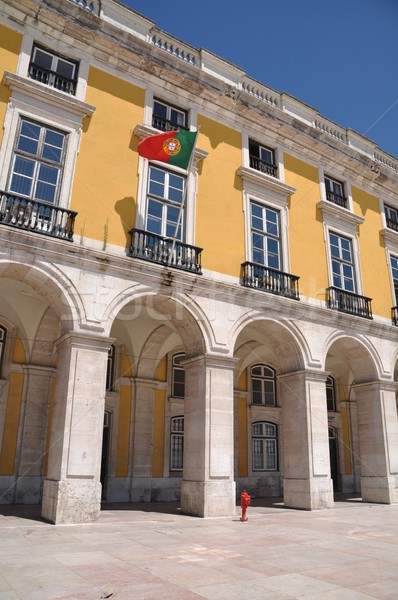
[130,377,155,502]
[180,354,236,517]
[354,381,398,504]
[280,369,334,510]
[15,365,55,503]
[41,332,112,524]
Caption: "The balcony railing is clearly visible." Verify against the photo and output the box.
[28,62,76,95]
[386,216,398,232]
[327,287,372,319]
[241,262,300,300]
[151,115,188,133]
[326,190,348,208]
[0,193,76,241]
[249,155,278,178]
[129,228,202,274]
[392,307,398,326]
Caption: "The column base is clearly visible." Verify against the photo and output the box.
[41,478,101,524]
[181,479,236,517]
[284,477,334,510]
[361,476,398,504]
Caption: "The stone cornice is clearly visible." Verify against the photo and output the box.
[380,227,398,246]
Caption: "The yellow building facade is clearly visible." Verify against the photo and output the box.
[0,0,397,523]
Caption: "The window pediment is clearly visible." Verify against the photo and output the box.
[236,165,295,198]
[317,199,364,234]
[3,71,95,121]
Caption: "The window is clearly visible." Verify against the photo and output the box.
[251,364,276,406]
[326,375,336,412]
[385,205,398,232]
[252,422,278,471]
[172,353,185,398]
[249,140,277,177]
[251,202,281,269]
[390,256,398,306]
[152,99,187,132]
[0,326,6,377]
[28,44,78,95]
[106,345,116,392]
[325,176,347,208]
[170,416,184,471]
[8,118,66,205]
[329,232,355,292]
[146,166,185,240]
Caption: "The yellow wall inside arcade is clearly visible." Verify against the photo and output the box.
[352,185,391,318]
[0,25,22,147]
[70,67,145,248]
[195,115,244,277]
[284,154,328,301]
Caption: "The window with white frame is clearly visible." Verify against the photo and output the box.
[172,353,185,398]
[385,205,398,232]
[326,375,336,412]
[324,176,347,208]
[146,166,185,240]
[152,99,187,132]
[390,255,398,306]
[329,232,356,292]
[251,364,276,406]
[28,44,78,95]
[251,202,281,269]
[106,344,116,392]
[252,422,278,471]
[249,140,277,178]
[170,416,184,471]
[8,118,66,205]
[0,326,6,377]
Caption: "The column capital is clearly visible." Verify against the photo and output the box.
[352,379,398,393]
[55,331,114,353]
[182,353,238,371]
[278,368,329,383]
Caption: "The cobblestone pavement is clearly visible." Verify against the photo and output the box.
[0,496,397,599]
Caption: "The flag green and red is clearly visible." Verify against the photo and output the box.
[138,129,197,170]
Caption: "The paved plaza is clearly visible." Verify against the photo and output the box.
[0,496,397,599]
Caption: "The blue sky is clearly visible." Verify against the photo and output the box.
[121,0,398,159]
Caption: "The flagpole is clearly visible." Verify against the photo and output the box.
[168,128,199,267]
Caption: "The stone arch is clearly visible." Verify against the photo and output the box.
[0,260,83,335]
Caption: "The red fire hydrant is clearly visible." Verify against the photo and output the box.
[240,489,251,522]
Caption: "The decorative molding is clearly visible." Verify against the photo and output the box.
[317,200,364,231]
[3,72,95,119]
[236,166,296,197]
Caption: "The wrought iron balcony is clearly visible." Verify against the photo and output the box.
[151,115,188,132]
[392,307,398,326]
[326,190,348,208]
[327,287,372,319]
[0,192,76,241]
[249,155,278,178]
[386,216,398,232]
[28,62,76,95]
[129,228,202,274]
[241,262,300,300]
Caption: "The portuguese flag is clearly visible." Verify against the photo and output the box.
[138,129,197,170]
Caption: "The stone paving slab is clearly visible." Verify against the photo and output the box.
[0,497,397,599]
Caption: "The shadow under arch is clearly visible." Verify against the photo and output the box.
[104,287,211,358]
[232,314,307,374]
[323,332,381,384]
